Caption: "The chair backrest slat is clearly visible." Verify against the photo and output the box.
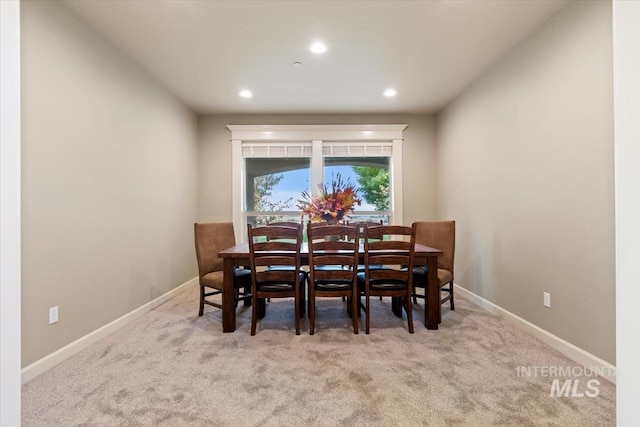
[307,224,359,280]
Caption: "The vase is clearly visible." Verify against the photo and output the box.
[320,210,345,225]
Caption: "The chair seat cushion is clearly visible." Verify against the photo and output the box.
[201,271,223,290]
[235,268,251,279]
[356,264,389,272]
[412,267,453,287]
[314,280,354,291]
[257,282,296,292]
[203,269,252,290]
[315,265,346,271]
[369,281,407,291]
[356,272,407,291]
[257,272,306,292]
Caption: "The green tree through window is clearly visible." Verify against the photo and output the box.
[352,166,389,211]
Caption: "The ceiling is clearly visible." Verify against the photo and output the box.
[62,0,567,115]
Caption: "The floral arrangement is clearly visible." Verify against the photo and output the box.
[297,173,362,223]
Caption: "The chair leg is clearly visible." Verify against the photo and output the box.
[351,290,359,334]
[244,283,252,307]
[299,281,306,318]
[257,298,266,319]
[450,281,455,310]
[294,291,301,336]
[251,292,258,336]
[438,286,442,323]
[309,288,316,335]
[405,295,414,334]
[357,292,365,318]
[198,285,205,316]
[365,293,371,334]
[391,297,403,317]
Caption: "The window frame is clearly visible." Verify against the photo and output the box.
[228,124,407,242]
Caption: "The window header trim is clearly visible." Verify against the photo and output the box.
[227,124,407,142]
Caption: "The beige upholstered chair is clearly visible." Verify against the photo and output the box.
[194,222,251,316]
[412,221,456,318]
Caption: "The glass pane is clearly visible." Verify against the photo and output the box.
[245,158,310,226]
[246,214,303,227]
[324,157,390,220]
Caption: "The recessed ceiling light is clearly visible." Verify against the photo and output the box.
[383,89,397,97]
[239,90,253,98]
[310,41,327,54]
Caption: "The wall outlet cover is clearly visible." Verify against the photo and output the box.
[543,292,551,308]
[49,306,58,324]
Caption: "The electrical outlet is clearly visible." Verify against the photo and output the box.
[543,292,551,308]
[49,306,58,324]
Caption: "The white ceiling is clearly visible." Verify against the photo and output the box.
[63,0,567,115]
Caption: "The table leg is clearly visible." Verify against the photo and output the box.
[222,258,236,332]
[426,255,439,330]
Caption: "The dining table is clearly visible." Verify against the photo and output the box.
[218,242,443,332]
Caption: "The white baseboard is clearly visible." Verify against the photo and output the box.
[455,284,617,384]
[21,277,198,384]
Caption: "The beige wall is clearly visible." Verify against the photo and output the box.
[437,1,614,363]
[21,1,199,366]
[198,114,437,225]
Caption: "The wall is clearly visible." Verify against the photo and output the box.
[1,0,22,423]
[198,114,437,225]
[21,0,199,366]
[437,0,614,363]
[614,1,640,423]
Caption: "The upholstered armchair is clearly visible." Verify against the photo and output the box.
[194,222,251,316]
[412,221,455,321]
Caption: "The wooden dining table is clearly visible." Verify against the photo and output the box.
[218,242,443,332]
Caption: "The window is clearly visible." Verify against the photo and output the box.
[246,157,310,226]
[323,156,390,223]
[228,125,407,241]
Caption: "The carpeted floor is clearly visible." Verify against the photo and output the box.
[22,282,615,426]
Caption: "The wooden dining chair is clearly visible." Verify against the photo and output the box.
[307,223,360,335]
[247,223,306,335]
[347,219,386,300]
[264,221,306,305]
[412,221,455,320]
[194,222,251,317]
[359,223,417,334]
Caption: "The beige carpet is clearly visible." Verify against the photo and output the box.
[22,282,615,426]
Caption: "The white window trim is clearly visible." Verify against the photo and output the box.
[227,124,407,242]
